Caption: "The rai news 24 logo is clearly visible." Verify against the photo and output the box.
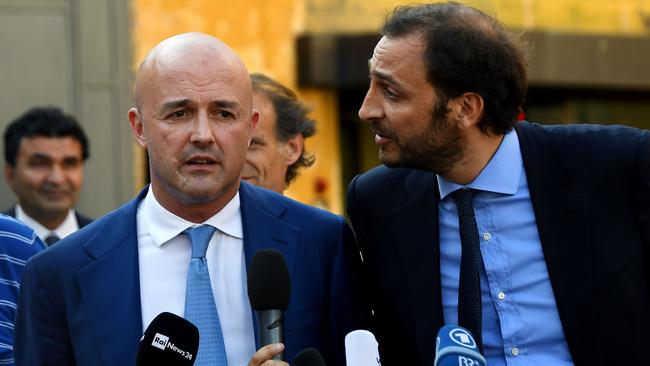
[152,333,194,361]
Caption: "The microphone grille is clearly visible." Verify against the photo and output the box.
[247,249,291,310]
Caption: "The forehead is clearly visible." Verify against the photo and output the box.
[18,136,82,157]
[143,54,252,110]
[370,34,429,84]
[253,92,278,136]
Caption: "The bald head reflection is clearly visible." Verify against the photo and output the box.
[134,32,252,111]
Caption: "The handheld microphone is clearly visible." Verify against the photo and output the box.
[247,249,291,361]
[292,348,327,366]
[135,312,199,366]
[434,325,486,366]
[345,330,381,366]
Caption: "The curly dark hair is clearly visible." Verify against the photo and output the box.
[4,106,89,166]
[251,73,317,184]
[382,2,528,134]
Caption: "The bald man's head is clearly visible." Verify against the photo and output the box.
[134,32,251,110]
[127,32,259,222]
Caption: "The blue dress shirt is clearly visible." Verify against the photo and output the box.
[437,130,574,366]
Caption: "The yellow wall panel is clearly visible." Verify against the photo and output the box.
[304,0,650,35]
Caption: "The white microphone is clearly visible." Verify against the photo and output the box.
[345,330,381,366]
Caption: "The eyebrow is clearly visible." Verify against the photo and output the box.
[210,100,240,110]
[368,59,400,87]
[160,99,191,112]
[28,153,54,161]
[159,99,241,113]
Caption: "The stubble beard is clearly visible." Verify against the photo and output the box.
[379,106,464,175]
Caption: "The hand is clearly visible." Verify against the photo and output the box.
[247,343,289,366]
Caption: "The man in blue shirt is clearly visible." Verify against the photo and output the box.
[346,2,650,365]
[0,214,45,366]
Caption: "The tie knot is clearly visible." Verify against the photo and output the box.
[184,225,216,258]
[451,188,476,217]
[44,233,60,246]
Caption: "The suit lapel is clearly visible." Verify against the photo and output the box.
[76,190,145,365]
[516,122,595,365]
[391,170,443,364]
[239,182,299,346]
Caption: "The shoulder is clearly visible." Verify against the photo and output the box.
[0,214,44,258]
[27,195,139,272]
[75,211,94,227]
[242,182,344,226]
[517,121,646,147]
[348,165,433,207]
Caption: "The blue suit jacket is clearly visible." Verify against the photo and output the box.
[15,182,363,365]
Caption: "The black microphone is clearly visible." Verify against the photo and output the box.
[247,249,291,361]
[135,312,199,366]
[293,348,327,366]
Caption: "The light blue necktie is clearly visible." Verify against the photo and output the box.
[184,225,228,366]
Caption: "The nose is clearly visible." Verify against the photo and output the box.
[358,87,383,123]
[45,164,65,185]
[190,112,215,145]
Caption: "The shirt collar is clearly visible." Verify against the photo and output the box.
[142,186,243,248]
[437,128,522,200]
[15,204,79,240]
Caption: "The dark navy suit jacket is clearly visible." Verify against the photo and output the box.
[347,122,650,365]
[15,181,363,365]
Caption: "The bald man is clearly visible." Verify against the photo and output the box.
[14,33,363,366]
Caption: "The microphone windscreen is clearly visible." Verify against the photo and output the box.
[247,249,291,310]
[434,325,486,366]
[292,348,327,366]
[135,312,199,366]
[345,330,380,366]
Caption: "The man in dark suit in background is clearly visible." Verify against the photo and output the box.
[15,32,361,366]
[3,106,92,245]
[346,2,650,365]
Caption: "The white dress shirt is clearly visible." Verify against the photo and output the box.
[137,187,256,366]
[15,204,79,241]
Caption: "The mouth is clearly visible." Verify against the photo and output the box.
[40,190,69,200]
[184,155,218,170]
[371,126,394,145]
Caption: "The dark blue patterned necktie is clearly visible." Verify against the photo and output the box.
[451,188,484,353]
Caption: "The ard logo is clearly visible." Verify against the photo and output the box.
[449,328,477,349]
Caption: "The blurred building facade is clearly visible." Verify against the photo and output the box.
[2,0,649,215]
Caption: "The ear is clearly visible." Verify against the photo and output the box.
[448,92,484,130]
[248,109,260,146]
[128,108,147,148]
[283,134,304,166]
[4,164,15,189]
